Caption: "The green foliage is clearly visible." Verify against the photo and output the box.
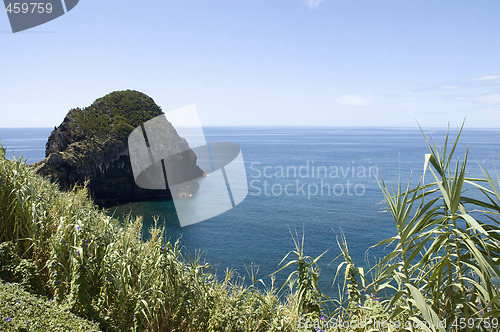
[0,242,44,294]
[273,229,326,318]
[0,280,102,332]
[324,234,408,331]
[330,125,500,331]
[0,151,302,331]
[375,125,500,330]
[70,90,163,142]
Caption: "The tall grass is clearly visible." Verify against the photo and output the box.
[328,126,500,331]
[0,152,309,331]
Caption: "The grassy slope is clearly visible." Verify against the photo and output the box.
[0,147,305,331]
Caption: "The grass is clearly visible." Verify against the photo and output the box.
[0,146,303,331]
[1,125,500,331]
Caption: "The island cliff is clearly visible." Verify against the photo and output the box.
[33,90,203,206]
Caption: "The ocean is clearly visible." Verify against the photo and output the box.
[2,126,500,297]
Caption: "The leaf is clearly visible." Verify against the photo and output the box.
[423,153,432,180]
[406,283,446,332]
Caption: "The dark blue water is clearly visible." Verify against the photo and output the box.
[2,127,500,297]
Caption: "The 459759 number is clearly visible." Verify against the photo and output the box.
[5,2,53,14]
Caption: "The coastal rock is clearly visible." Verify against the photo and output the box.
[33,90,203,206]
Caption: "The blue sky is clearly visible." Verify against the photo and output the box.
[1,0,499,128]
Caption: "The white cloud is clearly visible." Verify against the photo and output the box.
[471,107,499,114]
[473,75,500,81]
[475,93,500,104]
[446,93,500,105]
[421,74,500,92]
[306,0,324,9]
[335,94,372,106]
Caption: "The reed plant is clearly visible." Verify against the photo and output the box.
[328,125,500,331]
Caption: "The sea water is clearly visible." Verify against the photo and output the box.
[2,126,500,297]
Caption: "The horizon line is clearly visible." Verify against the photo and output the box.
[0,125,499,130]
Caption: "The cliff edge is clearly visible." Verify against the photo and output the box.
[33,90,203,206]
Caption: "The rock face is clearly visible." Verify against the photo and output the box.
[33,90,203,207]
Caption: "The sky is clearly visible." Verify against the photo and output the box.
[1,0,499,128]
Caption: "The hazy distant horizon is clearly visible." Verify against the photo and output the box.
[1,125,499,130]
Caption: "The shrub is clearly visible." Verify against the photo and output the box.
[0,280,101,331]
[0,242,44,294]
[69,90,163,142]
